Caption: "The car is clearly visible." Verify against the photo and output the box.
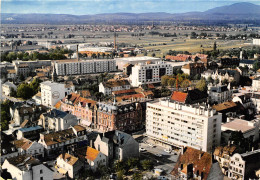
[148,143,156,148]
[164,149,171,153]
[155,154,162,157]
[157,176,168,180]
[139,147,146,152]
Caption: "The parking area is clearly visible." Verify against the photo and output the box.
[134,135,179,179]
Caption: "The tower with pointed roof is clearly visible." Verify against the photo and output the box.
[52,63,57,82]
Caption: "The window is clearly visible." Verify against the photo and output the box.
[40,170,43,174]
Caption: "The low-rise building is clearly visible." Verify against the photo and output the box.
[146,98,222,152]
[75,146,107,171]
[214,145,238,176]
[239,59,255,69]
[228,149,260,180]
[2,81,17,96]
[181,62,206,76]
[1,132,19,164]
[220,56,240,68]
[32,92,42,105]
[252,76,260,91]
[99,80,131,95]
[56,93,96,128]
[130,61,173,87]
[171,147,224,180]
[202,69,240,83]
[13,138,45,159]
[39,109,78,132]
[96,101,145,132]
[116,56,161,70]
[38,125,87,155]
[94,130,139,162]
[17,126,44,140]
[208,85,233,104]
[2,155,53,180]
[221,119,259,142]
[41,81,75,108]
[56,153,83,179]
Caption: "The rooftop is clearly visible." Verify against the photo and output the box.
[19,126,43,133]
[221,119,257,133]
[7,155,41,171]
[116,56,160,62]
[212,101,237,111]
[58,153,79,166]
[76,146,100,161]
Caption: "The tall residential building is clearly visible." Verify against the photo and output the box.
[40,81,75,108]
[146,99,222,152]
[130,61,173,87]
[54,59,116,76]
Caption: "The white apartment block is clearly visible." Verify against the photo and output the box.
[54,59,116,76]
[40,81,74,108]
[99,80,131,95]
[253,38,260,46]
[130,61,173,87]
[146,99,222,152]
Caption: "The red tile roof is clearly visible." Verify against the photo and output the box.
[171,147,212,179]
[170,91,187,103]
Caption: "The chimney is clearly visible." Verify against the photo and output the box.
[252,147,254,151]
[199,148,202,159]
[77,45,79,62]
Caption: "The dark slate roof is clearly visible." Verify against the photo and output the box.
[210,85,228,93]
[18,126,43,133]
[100,130,133,147]
[45,109,77,120]
[240,59,255,64]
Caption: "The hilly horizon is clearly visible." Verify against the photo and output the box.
[2,2,260,24]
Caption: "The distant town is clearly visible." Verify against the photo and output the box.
[1,2,260,180]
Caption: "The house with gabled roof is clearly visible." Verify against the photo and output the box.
[38,125,87,156]
[75,146,106,171]
[99,79,131,95]
[56,153,83,179]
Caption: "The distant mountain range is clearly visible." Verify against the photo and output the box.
[2,2,260,24]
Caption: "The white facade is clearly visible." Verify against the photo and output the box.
[116,56,161,70]
[208,85,233,104]
[54,59,116,76]
[40,81,74,107]
[2,82,17,96]
[56,153,83,179]
[98,81,131,95]
[130,61,173,87]
[146,99,222,152]
[2,157,53,180]
[253,39,260,46]
[19,141,45,158]
[252,77,260,91]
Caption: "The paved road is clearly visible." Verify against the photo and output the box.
[1,94,24,102]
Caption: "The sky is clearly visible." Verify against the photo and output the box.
[2,0,260,15]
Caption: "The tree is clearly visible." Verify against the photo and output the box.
[132,172,142,180]
[196,79,207,92]
[19,74,25,81]
[168,78,175,87]
[141,160,153,170]
[222,79,229,85]
[253,60,260,72]
[213,41,217,51]
[181,79,191,88]
[117,170,125,180]
[161,75,169,86]
[17,83,34,99]
[152,53,156,57]
[1,100,14,130]
[207,77,214,84]
[29,78,42,94]
[10,87,16,97]
[215,79,220,85]
[144,51,148,56]
[191,32,197,39]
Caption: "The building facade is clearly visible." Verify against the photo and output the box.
[41,81,75,107]
[54,59,117,76]
[99,80,131,95]
[146,99,222,152]
[130,61,173,87]
[208,85,233,104]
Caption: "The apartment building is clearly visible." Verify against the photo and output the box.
[130,61,173,87]
[146,99,222,152]
[54,59,116,76]
[41,81,75,107]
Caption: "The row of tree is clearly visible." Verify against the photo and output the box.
[1,48,72,62]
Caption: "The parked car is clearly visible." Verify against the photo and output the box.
[164,149,171,153]
[148,143,156,148]
[155,154,162,157]
[139,147,146,152]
